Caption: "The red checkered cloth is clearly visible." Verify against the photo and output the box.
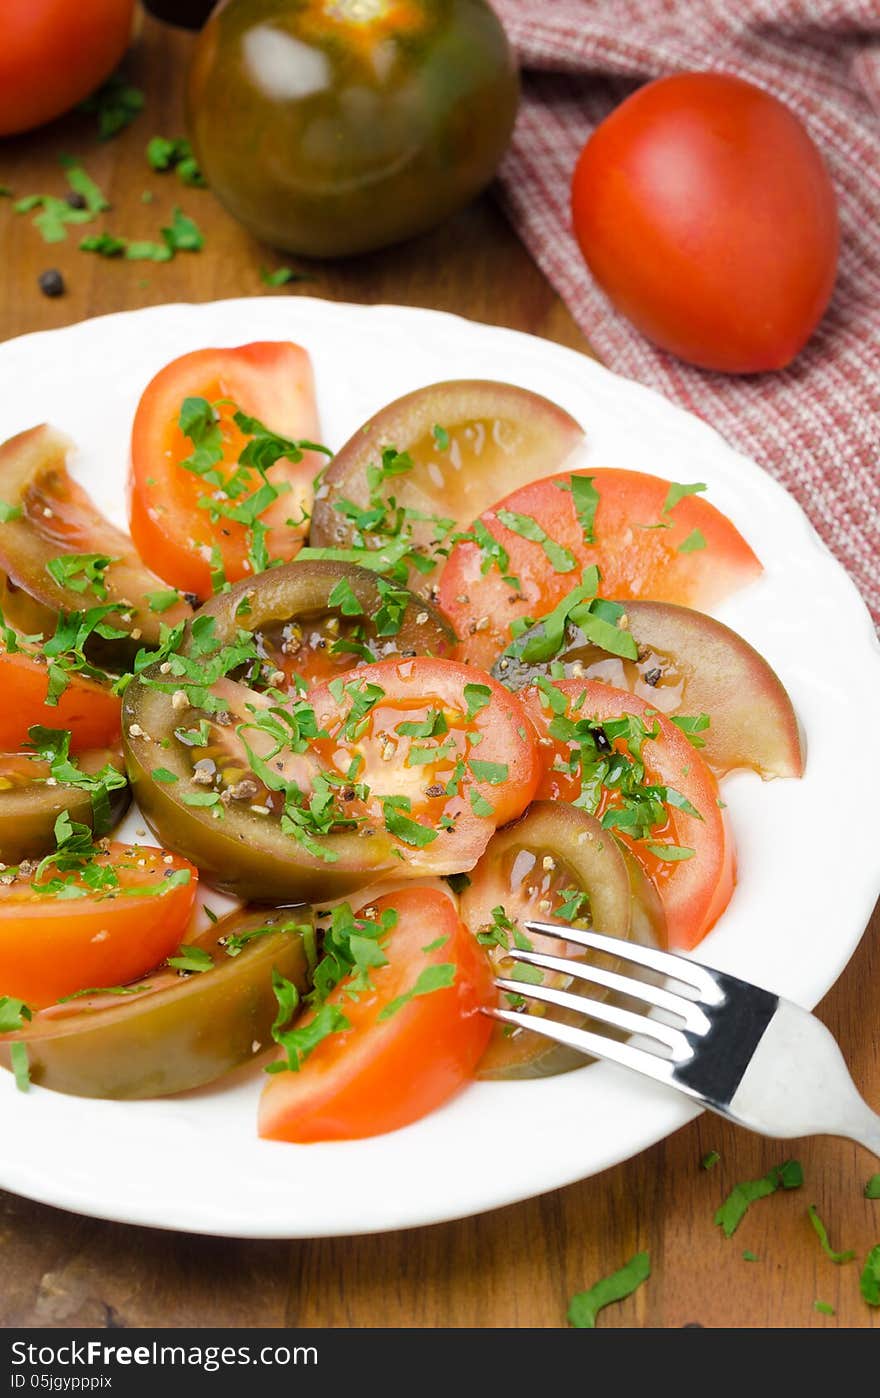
[491,0,880,623]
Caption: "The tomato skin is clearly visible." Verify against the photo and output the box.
[571,73,839,372]
[440,468,762,670]
[258,888,494,1143]
[0,845,197,1008]
[0,650,120,753]
[518,679,735,950]
[129,343,324,598]
[0,1,135,137]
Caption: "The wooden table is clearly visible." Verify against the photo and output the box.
[1,12,877,1331]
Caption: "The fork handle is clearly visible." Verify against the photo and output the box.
[725,1001,880,1161]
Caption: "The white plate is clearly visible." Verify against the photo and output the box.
[0,297,878,1238]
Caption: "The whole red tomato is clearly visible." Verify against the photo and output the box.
[571,72,839,373]
[0,0,135,137]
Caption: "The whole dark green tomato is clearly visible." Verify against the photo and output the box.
[187,0,519,257]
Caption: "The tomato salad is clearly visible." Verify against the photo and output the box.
[0,345,803,1139]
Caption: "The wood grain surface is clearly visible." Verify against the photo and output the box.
[0,11,877,1331]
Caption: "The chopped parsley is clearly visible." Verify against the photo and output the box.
[714,1159,803,1237]
[678,528,707,554]
[382,797,438,848]
[865,1175,880,1200]
[0,996,32,1034]
[146,136,206,186]
[432,424,450,451]
[167,945,214,975]
[146,589,183,614]
[377,962,456,1021]
[671,713,711,748]
[861,1245,880,1306]
[10,1042,30,1093]
[504,570,638,664]
[813,1300,835,1316]
[46,552,117,601]
[260,265,305,287]
[664,481,707,514]
[557,474,599,543]
[0,501,22,523]
[162,206,204,252]
[79,74,145,138]
[25,725,127,834]
[463,683,492,720]
[495,507,576,573]
[327,577,364,616]
[807,1205,855,1264]
[15,157,109,243]
[701,1150,721,1171]
[567,1252,651,1328]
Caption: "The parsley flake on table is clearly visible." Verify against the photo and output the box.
[865,1175,880,1200]
[146,136,206,187]
[260,265,306,287]
[807,1205,855,1264]
[701,1150,721,1170]
[79,73,144,138]
[162,206,204,253]
[814,1300,835,1316]
[15,157,109,243]
[861,1245,880,1306]
[567,1252,651,1328]
[714,1159,803,1237]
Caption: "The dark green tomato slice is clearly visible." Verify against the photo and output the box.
[0,748,129,864]
[0,906,312,1099]
[189,558,457,686]
[188,0,519,258]
[0,425,191,666]
[309,379,583,584]
[460,800,638,1080]
[494,599,803,779]
[122,669,399,902]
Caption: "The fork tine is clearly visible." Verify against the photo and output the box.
[485,1005,682,1088]
[502,946,711,1034]
[523,920,724,1004]
[494,977,695,1061]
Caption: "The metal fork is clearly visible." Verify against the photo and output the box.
[488,920,880,1158]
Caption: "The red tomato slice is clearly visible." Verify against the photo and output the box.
[258,887,493,1142]
[0,648,120,753]
[439,468,762,669]
[518,678,735,950]
[307,657,542,875]
[0,843,197,1008]
[129,343,325,598]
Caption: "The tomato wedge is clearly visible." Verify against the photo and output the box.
[129,343,326,598]
[0,839,197,1008]
[439,468,762,668]
[258,887,493,1142]
[307,657,542,875]
[519,678,734,949]
[0,646,120,752]
[0,424,191,656]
